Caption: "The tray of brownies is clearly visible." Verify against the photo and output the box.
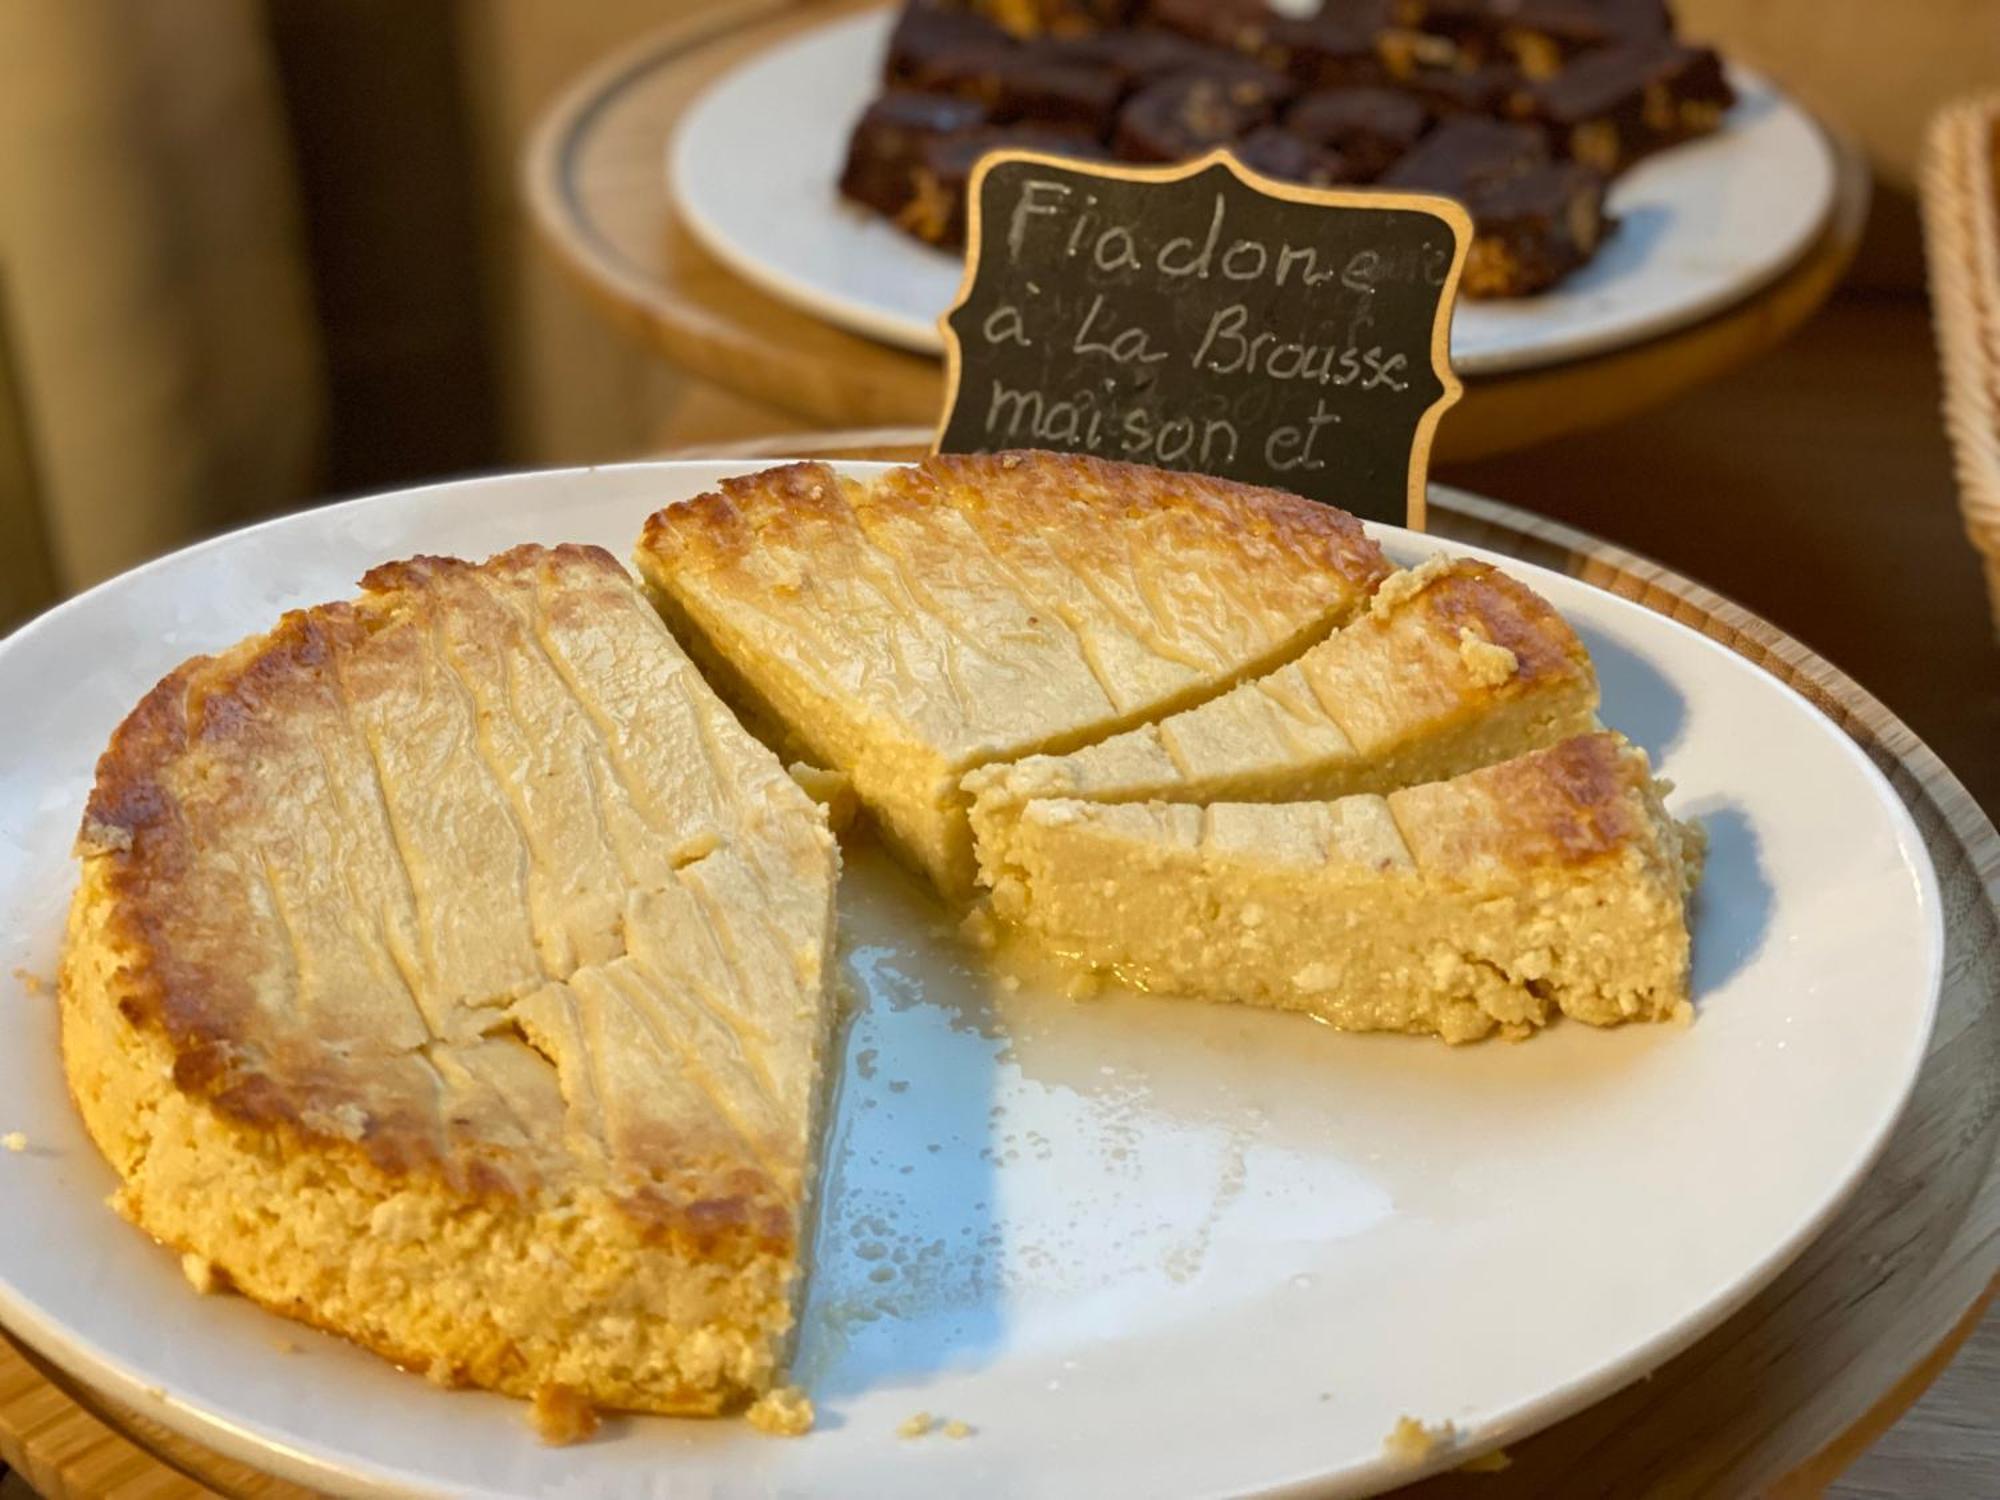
[669,0,1838,372]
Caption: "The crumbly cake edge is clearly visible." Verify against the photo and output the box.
[972,734,1698,1043]
[59,859,804,1416]
[57,541,846,1421]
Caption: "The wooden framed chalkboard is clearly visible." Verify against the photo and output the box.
[934,149,1471,529]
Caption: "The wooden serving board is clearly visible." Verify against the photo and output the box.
[2,437,1994,1498]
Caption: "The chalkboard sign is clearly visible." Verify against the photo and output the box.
[935,149,1471,528]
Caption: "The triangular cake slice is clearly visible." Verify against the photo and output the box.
[634,453,1393,898]
[965,556,1600,876]
[60,546,840,1430]
[979,733,1698,1044]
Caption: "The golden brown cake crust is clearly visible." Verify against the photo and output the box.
[638,452,1391,620]
[70,542,840,1247]
[886,451,1390,594]
[1392,731,1656,875]
[63,542,846,1417]
[1403,558,1591,687]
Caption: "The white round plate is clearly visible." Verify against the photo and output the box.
[669,9,1837,374]
[0,463,1940,1499]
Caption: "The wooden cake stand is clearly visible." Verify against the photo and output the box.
[522,0,1869,460]
[2,433,1993,1498]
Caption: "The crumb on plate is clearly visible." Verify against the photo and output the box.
[529,1383,601,1446]
[943,1419,973,1440]
[960,907,999,952]
[180,1252,219,1293]
[1,1132,26,1153]
[1384,1415,1457,1463]
[1062,969,1102,1001]
[747,1385,815,1437]
[898,1410,935,1438]
[1458,1447,1512,1474]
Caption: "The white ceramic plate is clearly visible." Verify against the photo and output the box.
[669,9,1837,374]
[0,463,1940,1499]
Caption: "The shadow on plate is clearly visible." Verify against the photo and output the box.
[1576,201,1676,286]
[1682,797,1773,1000]
[791,850,1006,1404]
[1577,621,1688,764]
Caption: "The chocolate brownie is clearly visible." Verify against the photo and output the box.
[1381,115,1552,190]
[1383,117,1610,295]
[1261,3,1401,89]
[900,127,1111,247]
[917,41,1129,133]
[839,92,991,221]
[1448,160,1610,294]
[1285,86,1431,180]
[1391,58,1527,116]
[1511,39,1732,171]
[1051,27,1220,86]
[1400,0,1671,77]
[1138,0,1281,57]
[1230,126,1354,188]
[884,2,1017,86]
[1112,65,1294,162]
[962,0,1140,37]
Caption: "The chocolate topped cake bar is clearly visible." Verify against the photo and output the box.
[1230,126,1354,188]
[917,41,1129,133]
[901,127,1112,247]
[1286,86,1431,180]
[1052,26,1220,86]
[963,0,1140,37]
[1385,115,1552,189]
[1401,0,1671,78]
[1147,0,1404,91]
[885,2,1017,86]
[839,92,990,223]
[1510,39,1733,171]
[1392,57,1528,116]
[1113,64,1295,162]
[1262,4,1401,89]
[1139,0,1284,58]
[1382,116,1611,295]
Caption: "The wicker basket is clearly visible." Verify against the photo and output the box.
[1921,92,2000,636]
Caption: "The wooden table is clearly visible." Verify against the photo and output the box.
[2,433,1993,1497]
[521,0,1871,461]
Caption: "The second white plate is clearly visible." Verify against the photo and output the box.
[669,8,1837,373]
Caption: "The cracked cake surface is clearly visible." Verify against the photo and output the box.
[59,544,840,1423]
[632,451,1394,898]
[965,555,1601,868]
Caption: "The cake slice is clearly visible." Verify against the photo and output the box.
[966,555,1600,872]
[633,453,1393,898]
[979,733,1698,1043]
[60,546,841,1429]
